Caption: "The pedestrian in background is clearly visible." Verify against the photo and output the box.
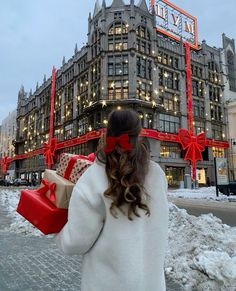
[55,108,169,291]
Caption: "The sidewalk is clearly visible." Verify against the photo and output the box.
[0,206,184,291]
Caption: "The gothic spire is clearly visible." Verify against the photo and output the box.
[74,43,78,54]
[111,0,125,8]
[102,0,106,8]
[138,0,149,12]
[93,0,101,17]
[62,56,66,66]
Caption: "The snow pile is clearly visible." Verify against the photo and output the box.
[166,203,236,290]
[168,186,231,201]
[0,187,43,236]
[1,187,236,290]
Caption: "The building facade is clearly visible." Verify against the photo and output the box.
[0,110,17,179]
[14,0,231,186]
[221,34,236,180]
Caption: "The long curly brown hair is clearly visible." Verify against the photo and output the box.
[97,109,150,220]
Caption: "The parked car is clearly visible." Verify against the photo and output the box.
[13,178,30,187]
[0,179,9,186]
[218,181,236,195]
[229,181,236,195]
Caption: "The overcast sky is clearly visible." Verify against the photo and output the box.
[0,0,236,124]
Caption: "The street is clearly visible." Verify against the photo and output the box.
[169,197,236,227]
[0,203,184,291]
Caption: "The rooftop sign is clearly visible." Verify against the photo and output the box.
[150,0,198,49]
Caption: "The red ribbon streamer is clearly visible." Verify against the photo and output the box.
[38,178,56,202]
[104,134,132,153]
[43,137,57,169]
[1,156,9,174]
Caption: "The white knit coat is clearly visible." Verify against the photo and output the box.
[55,160,169,291]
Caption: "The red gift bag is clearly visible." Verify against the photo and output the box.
[17,189,68,235]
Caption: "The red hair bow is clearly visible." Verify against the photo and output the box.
[104,134,132,153]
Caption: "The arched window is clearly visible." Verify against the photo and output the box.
[108,22,128,51]
[227,50,236,91]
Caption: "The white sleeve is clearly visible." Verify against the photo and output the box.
[55,183,105,255]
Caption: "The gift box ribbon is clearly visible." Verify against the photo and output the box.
[63,154,95,180]
[38,178,56,202]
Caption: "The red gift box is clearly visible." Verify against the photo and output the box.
[56,153,95,184]
[17,189,68,235]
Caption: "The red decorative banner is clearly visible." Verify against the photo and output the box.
[44,66,57,169]
[185,42,194,135]
[1,156,10,174]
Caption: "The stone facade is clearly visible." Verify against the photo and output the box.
[220,34,236,180]
[15,0,231,186]
[0,110,17,179]
[0,110,17,158]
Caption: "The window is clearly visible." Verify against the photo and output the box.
[64,102,73,122]
[91,60,101,83]
[64,83,74,102]
[136,81,152,101]
[108,80,128,100]
[159,69,179,90]
[208,61,220,85]
[78,118,88,135]
[193,99,205,118]
[212,124,223,140]
[191,65,203,78]
[210,104,222,121]
[165,166,184,187]
[227,51,236,91]
[136,57,152,80]
[212,147,225,158]
[146,113,153,129]
[194,120,205,135]
[192,80,203,97]
[160,94,180,113]
[108,55,128,76]
[157,51,179,69]
[108,22,128,52]
[160,142,181,158]
[65,123,73,140]
[136,26,151,54]
[91,29,100,58]
[159,114,180,133]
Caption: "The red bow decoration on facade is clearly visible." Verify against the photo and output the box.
[178,129,206,163]
[1,156,10,174]
[43,137,57,168]
[38,178,56,202]
[104,134,132,153]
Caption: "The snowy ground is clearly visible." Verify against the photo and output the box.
[0,186,236,290]
[168,186,236,202]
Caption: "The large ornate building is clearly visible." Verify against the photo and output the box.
[13,0,233,186]
[0,110,17,179]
